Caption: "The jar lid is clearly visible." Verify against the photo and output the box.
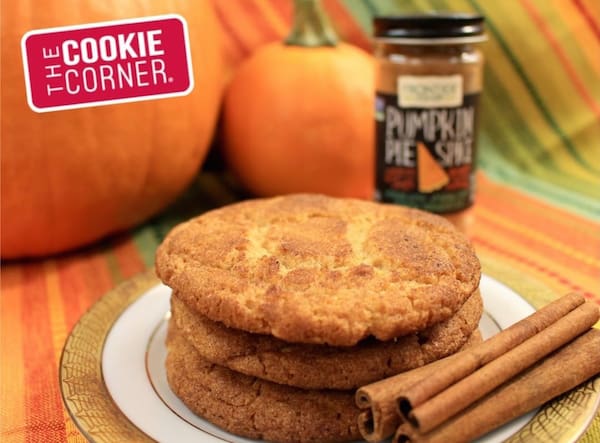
[374,13,486,44]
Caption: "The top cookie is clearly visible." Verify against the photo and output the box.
[155,194,480,346]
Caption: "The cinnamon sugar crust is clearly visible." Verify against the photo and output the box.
[170,289,483,389]
[165,327,361,443]
[165,325,482,443]
[156,194,481,346]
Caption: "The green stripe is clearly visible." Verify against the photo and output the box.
[479,100,600,202]
[478,66,600,197]
[104,251,124,284]
[478,65,600,200]
[361,0,379,16]
[469,0,600,175]
[132,226,160,268]
[480,65,559,171]
[341,0,374,33]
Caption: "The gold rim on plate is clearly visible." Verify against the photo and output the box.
[60,270,157,443]
[59,270,600,443]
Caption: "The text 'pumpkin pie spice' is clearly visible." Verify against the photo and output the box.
[373,14,486,215]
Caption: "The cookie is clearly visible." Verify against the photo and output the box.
[170,289,483,389]
[165,327,361,443]
[156,194,481,346]
[166,325,483,443]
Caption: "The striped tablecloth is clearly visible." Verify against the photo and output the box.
[1,1,599,442]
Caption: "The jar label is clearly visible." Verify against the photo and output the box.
[398,75,463,108]
[374,90,480,213]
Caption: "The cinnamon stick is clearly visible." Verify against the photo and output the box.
[397,292,585,424]
[403,301,599,433]
[392,328,600,443]
[355,292,586,442]
[355,357,453,443]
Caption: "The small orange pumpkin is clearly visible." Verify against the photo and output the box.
[1,0,225,258]
[222,0,374,199]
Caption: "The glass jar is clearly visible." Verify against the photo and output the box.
[373,14,486,221]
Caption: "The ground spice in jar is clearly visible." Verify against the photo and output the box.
[373,14,486,217]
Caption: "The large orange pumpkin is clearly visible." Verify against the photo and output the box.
[222,0,374,199]
[1,1,224,259]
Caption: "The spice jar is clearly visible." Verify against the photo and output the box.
[373,14,486,220]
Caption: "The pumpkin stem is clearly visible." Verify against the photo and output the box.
[285,0,339,47]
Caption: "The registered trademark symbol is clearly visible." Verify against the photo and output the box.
[168,77,174,83]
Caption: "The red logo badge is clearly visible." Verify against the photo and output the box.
[21,15,193,112]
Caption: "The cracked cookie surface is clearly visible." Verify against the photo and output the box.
[156,194,481,346]
[170,289,483,389]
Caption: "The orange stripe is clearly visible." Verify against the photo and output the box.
[473,203,600,257]
[475,188,600,240]
[254,0,289,38]
[57,252,114,330]
[1,266,25,443]
[476,204,600,268]
[521,0,600,117]
[236,0,285,44]
[552,0,600,77]
[474,220,600,300]
[477,245,600,321]
[211,1,253,70]
[475,195,600,260]
[476,207,600,277]
[111,236,147,279]
[21,263,67,443]
[268,0,294,23]
[217,17,246,81]
[576,0,600,40]
[476,174,600,239]
[474,234,599,302]
[44,262,85,443]
[45,262,68,357]
[213,1,270,55]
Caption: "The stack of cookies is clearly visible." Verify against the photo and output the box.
[155,194,482,443]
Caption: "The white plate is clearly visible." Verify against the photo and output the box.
[60,272,600,443]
